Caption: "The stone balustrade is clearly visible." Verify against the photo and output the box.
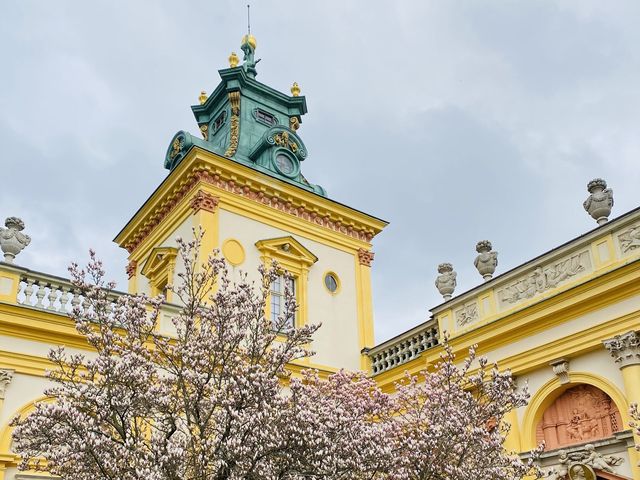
[17,270,120,314]
[367,318,439,375]
[0,263,180,330]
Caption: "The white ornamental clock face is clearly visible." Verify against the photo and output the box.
[275,153,296,176]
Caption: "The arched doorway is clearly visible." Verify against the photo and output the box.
[536,384,623,450]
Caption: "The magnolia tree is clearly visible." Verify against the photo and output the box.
[11,231,542,480]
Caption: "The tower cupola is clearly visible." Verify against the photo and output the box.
[164,35,326,196]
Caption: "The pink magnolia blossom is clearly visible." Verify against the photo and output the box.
[11,230,542,480]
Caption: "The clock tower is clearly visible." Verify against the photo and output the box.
[115,35,387,372]
[164,34,325,197]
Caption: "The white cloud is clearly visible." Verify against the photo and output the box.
[2,0,640,342]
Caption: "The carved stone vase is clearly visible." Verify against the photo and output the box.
[474,240,498,281]
[583,178,613,225]
[435,263,456,300]
[0,217,31,263]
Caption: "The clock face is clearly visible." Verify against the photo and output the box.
[275,153,296,176]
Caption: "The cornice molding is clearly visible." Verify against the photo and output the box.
[119,153,384,254]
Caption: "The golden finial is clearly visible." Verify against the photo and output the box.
[241,34,257,50]
[290,82,300,97]
[229,52,239,68]
[198,90,208,105]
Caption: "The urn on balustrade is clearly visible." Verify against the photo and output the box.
[0,217,31,263]
[583,178,614,225]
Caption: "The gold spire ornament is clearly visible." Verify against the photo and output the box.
[229,52,239,68]
[241,34,257,50]
[199,90,208,105]
[290,82,300,97]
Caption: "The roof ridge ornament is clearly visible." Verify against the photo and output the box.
[228,52,239,68]
[474,240,498,281]
[435,263,456,300]
[0,217,31,264]
[583,178,613,226]
[241,5,259,78]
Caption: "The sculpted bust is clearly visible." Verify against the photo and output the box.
[474,240,498,281]
[435,263,456,300]
[583,178,613,225]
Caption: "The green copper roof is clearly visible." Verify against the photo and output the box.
[164,41,326,197]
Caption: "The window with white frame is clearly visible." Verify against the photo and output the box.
[270,274,296,328]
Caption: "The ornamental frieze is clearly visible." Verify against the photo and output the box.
[123,166,376,254]
[455,301,478,328]
[617,222,640,255]
[496,250,592,308]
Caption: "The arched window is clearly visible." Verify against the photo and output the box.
[536,384,623,450]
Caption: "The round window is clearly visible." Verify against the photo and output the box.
[275,153,296,175]
[324,273,339,293]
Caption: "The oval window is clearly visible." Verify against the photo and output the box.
[324,273,339,293]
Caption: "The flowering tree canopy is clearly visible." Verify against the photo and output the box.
[12,231,542,480]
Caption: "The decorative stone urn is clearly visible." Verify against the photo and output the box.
[0,217,31,263]
[583,178,613,225]
[474,240,498,281]
[435,263,456,300]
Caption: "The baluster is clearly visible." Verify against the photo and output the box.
[79,295,87,314]
[59,287,70,313]
[47,284,58,311]
[16,279,25,304]
[105,300,113,317]
[70,288,81,312]
[410,337,418,358]
[34,282,46,309]
[23,278,34,306]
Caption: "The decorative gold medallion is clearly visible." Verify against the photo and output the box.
[273,131,298,153]
[199,124,209,141]
[169,137,182,160]
[224,91,241,157]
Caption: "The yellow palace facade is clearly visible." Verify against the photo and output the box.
[0,36,639,480]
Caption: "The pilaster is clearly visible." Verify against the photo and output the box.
[355,248,375,371]
[603,330,640,479]
[0,265,20,305]
[126,259,138,294]
[190,190,220,262]
[503,407,522,453]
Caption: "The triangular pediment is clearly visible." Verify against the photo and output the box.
[141,247,178,278]
[255,236,318,268]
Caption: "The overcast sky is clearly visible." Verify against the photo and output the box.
[2,1,640,343]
